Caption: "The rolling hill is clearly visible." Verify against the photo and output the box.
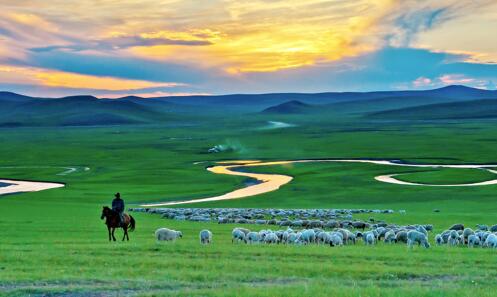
[261,100,315,114]
[368,98,497,120]
[1,85,496,126]
[0,95,170,126]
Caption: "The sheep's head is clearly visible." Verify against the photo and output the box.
[178,231,183,238]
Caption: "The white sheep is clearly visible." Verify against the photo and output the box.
[447,230,459,246]
[384,230,396,244]
[316,231,328,244]
[344,229,356,245]
[330,233,343,247]
[407,230,430,249]
[364,232,376,245]
[232,228,246,244]
[287,232,299,244]
[264,232,279,244]
[155,228,182,242]
[300,229,316,244]
[247,231,260,244]
[467,234,480,248]
[462,228,475,244]
[199,229,212,244]
[282,228,294,244]
[484,234,497,248]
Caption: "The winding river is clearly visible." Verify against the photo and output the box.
[141,159,497,207]
[0,166,89,196]
[2,161,497,204]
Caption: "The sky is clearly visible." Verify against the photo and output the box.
[0,0,496,97]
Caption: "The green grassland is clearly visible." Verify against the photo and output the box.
[1,113,497,296]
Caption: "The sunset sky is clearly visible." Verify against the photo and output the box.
[0,0,496,97]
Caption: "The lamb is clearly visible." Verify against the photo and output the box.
[407,230,430,249]
[199,229,212,244]
[232,228,246,243]
[468,234,480,248]
[484,234,497,248]
[490,224,497,233]
[435,234,444,245]
[155,228,183,242]
[384,230,396,244]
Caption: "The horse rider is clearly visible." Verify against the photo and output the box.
[112,192,125,226]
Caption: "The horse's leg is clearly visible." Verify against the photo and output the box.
[107,226,111,241]
[122,226,127,241]
[125,225,130,241]
[112,228,116,241]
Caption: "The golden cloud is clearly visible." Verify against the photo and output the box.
[0,65,183,91]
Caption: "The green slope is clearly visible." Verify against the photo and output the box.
[368,98,497,120]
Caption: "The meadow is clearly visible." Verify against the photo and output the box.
[1,113,497,296]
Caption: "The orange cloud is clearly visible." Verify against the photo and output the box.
[0,65,182,91]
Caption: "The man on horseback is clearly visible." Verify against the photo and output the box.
[111,192,125,226]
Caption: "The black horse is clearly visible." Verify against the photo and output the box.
[100,206,136,241]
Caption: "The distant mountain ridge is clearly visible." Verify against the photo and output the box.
[1,85,496,126]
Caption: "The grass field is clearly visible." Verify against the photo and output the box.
[2,114,497,296]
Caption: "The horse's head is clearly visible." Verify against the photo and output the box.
[101,206,111,220]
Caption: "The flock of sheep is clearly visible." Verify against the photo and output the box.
[153,223,430,248]
[229,225,430,248]
[153,222,497,249]
[130,207,397,226]
[434,224,497,248]
[143,208,497,250]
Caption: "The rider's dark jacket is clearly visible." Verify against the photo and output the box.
[112,197,125,213]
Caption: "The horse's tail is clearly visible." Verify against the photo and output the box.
[129,215,136,232]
